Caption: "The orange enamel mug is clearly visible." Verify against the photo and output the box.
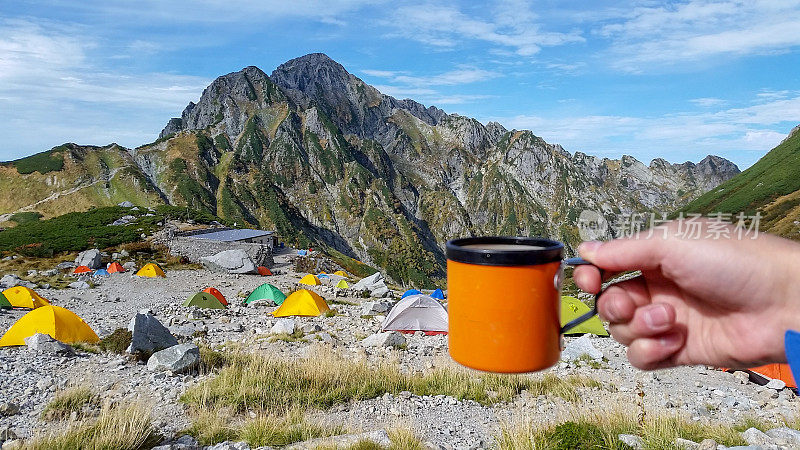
[446,236,600,373]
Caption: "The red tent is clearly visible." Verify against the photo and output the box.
[749,364,796,388]
[257,266,273,276]
[202,287,228,306]
[107,262,125,273]
[73,266,92,274]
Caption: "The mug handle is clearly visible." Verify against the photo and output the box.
[560,257,605,334]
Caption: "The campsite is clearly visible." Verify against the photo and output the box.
[1,242,800,450]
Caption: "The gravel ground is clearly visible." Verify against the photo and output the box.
[0,250,797,449]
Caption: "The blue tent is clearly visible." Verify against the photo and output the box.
[401,289,422,299]
[297,250,308,256]
[94,269,110,277]
[318,274,330,279]
[431,289,445,300]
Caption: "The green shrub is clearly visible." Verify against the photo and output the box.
[10,146,66,174]
[8,212,42,225]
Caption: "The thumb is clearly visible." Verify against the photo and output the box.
[579,236,671,273]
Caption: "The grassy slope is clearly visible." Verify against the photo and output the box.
[0,145,164,220]
[682,130,800,216]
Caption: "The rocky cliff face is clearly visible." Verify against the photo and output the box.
[0,53,741,286]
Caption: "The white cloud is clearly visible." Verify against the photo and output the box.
[387,1,584,56]
[364,66,499,105]
[690,97,727,107]
[491,93,800,167]
[599,0,800,71]
[0,19,209,159]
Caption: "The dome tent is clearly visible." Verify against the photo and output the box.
[245,283,287,305]
[401,289,422,299]
[272,289,329,317]
[0,305,99,346]
[2,287,49,309]
[561,296,608,336]
[183,292,226,309]
[299,274,321,286]
[203,287,228,306]
[382,294,448,334]
[335,279,349,289]
[430,289,445,300]
[136,263,166,278]
[107,262,125,273]
[0,292,11,309]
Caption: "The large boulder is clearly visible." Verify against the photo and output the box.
[147,343,200,373]
[352,272,383,291]
[561,335,603,361]
[201,249,257,274]
[75,249,103,270]
[127,312,178,354]
[361,332,406,348]
[24,333,75,356]
[0,274,20,289]
[271,318,296,335]
[362,301,391,315]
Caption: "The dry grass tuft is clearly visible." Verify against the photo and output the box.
[41,386,97,421]
[182,348,601,413]
[497,407,752,449]
[22,402,160,450]
[184,408,343,446]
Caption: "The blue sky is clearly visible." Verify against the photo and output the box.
[1,1,799,169]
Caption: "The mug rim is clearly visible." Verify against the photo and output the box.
[446,236,564,266]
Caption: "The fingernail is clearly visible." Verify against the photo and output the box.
[578,241,602,260]
[658,332,681,347]
[643,304,670,330]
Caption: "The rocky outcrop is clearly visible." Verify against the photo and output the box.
[200,249,257,274]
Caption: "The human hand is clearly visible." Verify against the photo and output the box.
[573,220,800,370]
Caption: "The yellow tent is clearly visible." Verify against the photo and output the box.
[0,305,100,346]
[136,263,166,278]
[272,289,330,317]
[335,279,349,289]
[561,296,609,336]
[333,270,348,277]
[298,274,321,286]
[2,286,50,309]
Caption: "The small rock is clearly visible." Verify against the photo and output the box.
[24,333,75,356]
[147,343,200,373]
[362,301,391,315]
[741,427,773,447]
[118,201,134,207]
[0,426,17,441]
[301,323,321,333]
[0,402,20,416]
[271,318,296,335]
[0,274,20,289]
[618,434,644,449]
[765,427,800,446]
[56,261,76,270]
[732,371,750,384]
[697,439,717,450]
[766,379,786,390]
[674,437,699,449]
[68,281,90,290]
[561,335,603,361]
[361,332,406,348]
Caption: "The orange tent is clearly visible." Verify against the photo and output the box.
[73,266,92,274]
[107,262,125,273]
[202,287,228,306]
[749,364,796,388]
[258,266,273,276]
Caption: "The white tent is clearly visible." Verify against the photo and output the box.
[381,294,448,333]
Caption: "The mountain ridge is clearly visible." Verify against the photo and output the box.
[1,53,742,286]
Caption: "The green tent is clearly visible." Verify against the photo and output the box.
[561,296,609,336]
[0,292,11,309]
[183,292,226,309]
[244,283,287,306]
[335,279,349,289]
